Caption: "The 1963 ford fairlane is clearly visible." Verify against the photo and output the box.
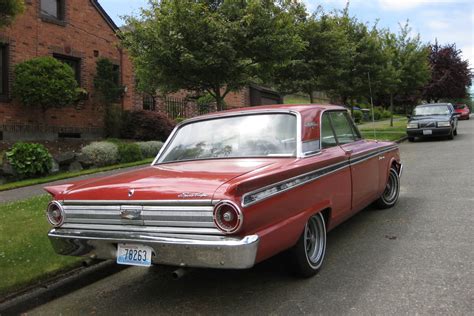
[45,104,402,277]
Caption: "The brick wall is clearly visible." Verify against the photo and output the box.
[0,0,139,140]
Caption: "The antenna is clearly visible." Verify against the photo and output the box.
[368,72,376,139]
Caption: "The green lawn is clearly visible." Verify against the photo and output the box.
[0,158,153,192]
[0,195,83,296]
[358,117,408,142]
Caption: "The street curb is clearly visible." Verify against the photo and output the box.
[0,260,128,315]
[396,136,408,143]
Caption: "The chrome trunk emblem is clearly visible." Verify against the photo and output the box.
[120,207,142,220]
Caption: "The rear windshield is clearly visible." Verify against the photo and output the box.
[158,113,297,163]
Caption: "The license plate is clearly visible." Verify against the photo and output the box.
[423,129,432,135]
[117,244,153,267]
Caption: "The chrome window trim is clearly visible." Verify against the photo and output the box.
[241,144,398,207]
[151,110,303,165]
[318,108,362,149]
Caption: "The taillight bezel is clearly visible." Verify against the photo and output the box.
[213,201,243,234]
[46,200,65,227]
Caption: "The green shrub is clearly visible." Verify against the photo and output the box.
[6,143,52,178]
[81,142,118,167]
[117,143,143,163]
[196,94,215,114]
[93,58,124,104]
[121,110,175,141]
[353,110,363,123]
[136,141,164,158]
[382,109,392,119]
[372,108,383,120]
[12,57,78,111]
[104,104,123,138]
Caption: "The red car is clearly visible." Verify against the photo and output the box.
[454,104,470,120]
[45,104,402,278]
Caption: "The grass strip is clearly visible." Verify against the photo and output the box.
[0,158,153,192]
[0,195,83,297]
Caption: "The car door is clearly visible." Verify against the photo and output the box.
[328,111,380,213]
[318,111,352,227]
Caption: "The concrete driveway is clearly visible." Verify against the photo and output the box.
[8,117,474,315]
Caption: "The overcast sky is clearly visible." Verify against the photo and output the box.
[100,0,474,80]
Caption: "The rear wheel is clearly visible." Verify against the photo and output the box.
[376,166,400,209]
[288,212,326,278]
[408,137,415,142]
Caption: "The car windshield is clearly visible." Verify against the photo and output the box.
[157,113,297,163]
[413,105,450,116]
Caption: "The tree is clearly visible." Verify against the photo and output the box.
[122,0,304,110]
[0,0,24,28]
[379,23,430,124]
[423,42,472,102]
[274,8,351,103]
[12,57,78,111]
[326,8,387,113]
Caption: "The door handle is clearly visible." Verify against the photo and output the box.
[344,149,353,155]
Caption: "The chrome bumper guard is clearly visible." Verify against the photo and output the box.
[48,229,259,269]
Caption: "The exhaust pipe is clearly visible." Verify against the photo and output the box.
[172,268,192,280]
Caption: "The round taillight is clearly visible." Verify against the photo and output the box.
[46,201,65,227]
[213,201,243,234]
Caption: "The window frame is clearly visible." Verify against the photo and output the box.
[0,43,9,101]
[40,0,66,24]
[53,53,81,85]
[320,110,362,149]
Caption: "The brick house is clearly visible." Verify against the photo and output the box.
[0,0,141,140]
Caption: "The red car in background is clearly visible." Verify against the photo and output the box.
[454,104,470,120]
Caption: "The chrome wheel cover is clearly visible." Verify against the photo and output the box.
[382,169,399,204]
[304,214,326,269]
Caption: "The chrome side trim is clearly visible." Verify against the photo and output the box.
[242,159,350,207]
[242,145,399,207]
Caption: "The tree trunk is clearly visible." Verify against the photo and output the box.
[390,93,394,127]
[212,88,225,111]
[309,90,314,103]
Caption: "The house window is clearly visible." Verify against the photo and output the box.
[143,93,156,111]
[41,0,65,21]
[54,54,81,85]
[0,44,8,98]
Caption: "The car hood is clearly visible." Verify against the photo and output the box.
[409,115,451,122]
[46,159,282,201]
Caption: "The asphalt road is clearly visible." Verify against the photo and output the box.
[17,117,474,315]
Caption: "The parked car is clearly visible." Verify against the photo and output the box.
[406,103,459,142]
[454,104,470,120]
[45,104,402,278]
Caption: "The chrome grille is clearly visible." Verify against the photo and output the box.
[419,121,436,128]
[61,200,222,235]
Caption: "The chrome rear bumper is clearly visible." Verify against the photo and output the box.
[48,229,259,269]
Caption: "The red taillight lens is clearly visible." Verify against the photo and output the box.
[46,201,65,227]
[213,201,243,234]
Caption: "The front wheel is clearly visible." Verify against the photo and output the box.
[376,166,400,209]
[288,212,326,278]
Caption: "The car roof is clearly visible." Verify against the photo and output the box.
[187,104,347,121]
[416,103,451,107]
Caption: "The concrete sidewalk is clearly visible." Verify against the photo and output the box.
[0,164,149,204]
